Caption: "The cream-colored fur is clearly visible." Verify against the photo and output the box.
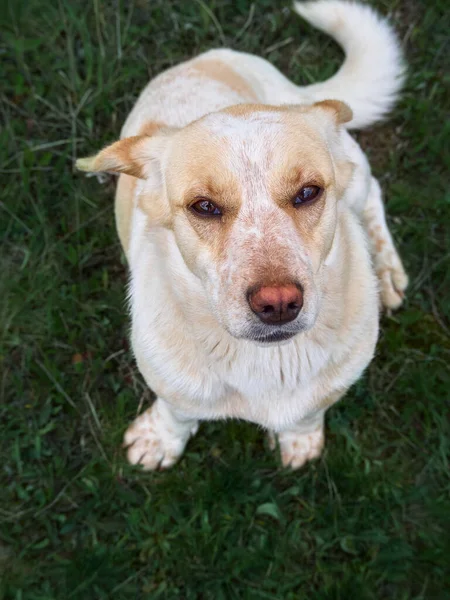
[76,1,408,470]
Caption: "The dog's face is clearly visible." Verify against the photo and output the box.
[78,102,353,344]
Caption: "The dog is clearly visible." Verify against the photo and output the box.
[77,1,408,470]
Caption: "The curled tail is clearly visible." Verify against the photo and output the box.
[293,1,405,129]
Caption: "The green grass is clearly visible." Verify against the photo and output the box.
[1,0,449,598]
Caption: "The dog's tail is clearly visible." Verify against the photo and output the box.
[293,1,405,129]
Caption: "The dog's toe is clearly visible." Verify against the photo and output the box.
[276,427,325,470]
[126,436,164,470]
[378,265,408,310]
[392,267,409,293]
[123,406,187,471]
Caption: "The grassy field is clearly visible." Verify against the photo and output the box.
[1,0,449,598]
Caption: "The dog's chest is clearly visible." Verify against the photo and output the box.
[133,314,333,429]
[187,334,333,428]
[210,335,327,394]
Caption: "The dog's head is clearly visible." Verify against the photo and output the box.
[78,102,354,344]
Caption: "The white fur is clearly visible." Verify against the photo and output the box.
[292,0,406,128]
[79,1,408,470]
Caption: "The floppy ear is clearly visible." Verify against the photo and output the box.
[76,129,178,229]
[312,100,353,125]
[75,129,176,180]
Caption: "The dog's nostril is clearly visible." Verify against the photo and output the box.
[262,305,274,314]
[288,302,299,310]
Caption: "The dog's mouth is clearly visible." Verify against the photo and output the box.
[242,328,300,346]
[239,312,317,345]
[253,330,297,343]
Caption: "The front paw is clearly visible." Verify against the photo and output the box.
[271,426,325,470]
[123,405,194,470]
[377,260,408,310]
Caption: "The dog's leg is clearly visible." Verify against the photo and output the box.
[124,398,199,470]
[269,409,326,470]
[363,177,408,309]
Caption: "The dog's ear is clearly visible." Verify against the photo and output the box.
[288,100,352,126]
[311,100,353,125]
[76,128,177,180]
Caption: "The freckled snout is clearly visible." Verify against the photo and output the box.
[248,283,303,325]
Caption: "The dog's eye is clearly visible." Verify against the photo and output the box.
[293,185,322,206]
[190,198,222,217]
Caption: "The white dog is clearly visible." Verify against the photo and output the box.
[77,1,408,470]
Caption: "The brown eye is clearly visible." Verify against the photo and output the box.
[293,185,322,206]
[190,198,222,217]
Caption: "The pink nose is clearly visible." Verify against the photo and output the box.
[248,284,303,325]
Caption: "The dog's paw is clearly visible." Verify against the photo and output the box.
[376,257,408,310]
[273,427,325,470]
[123,405,196,470]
